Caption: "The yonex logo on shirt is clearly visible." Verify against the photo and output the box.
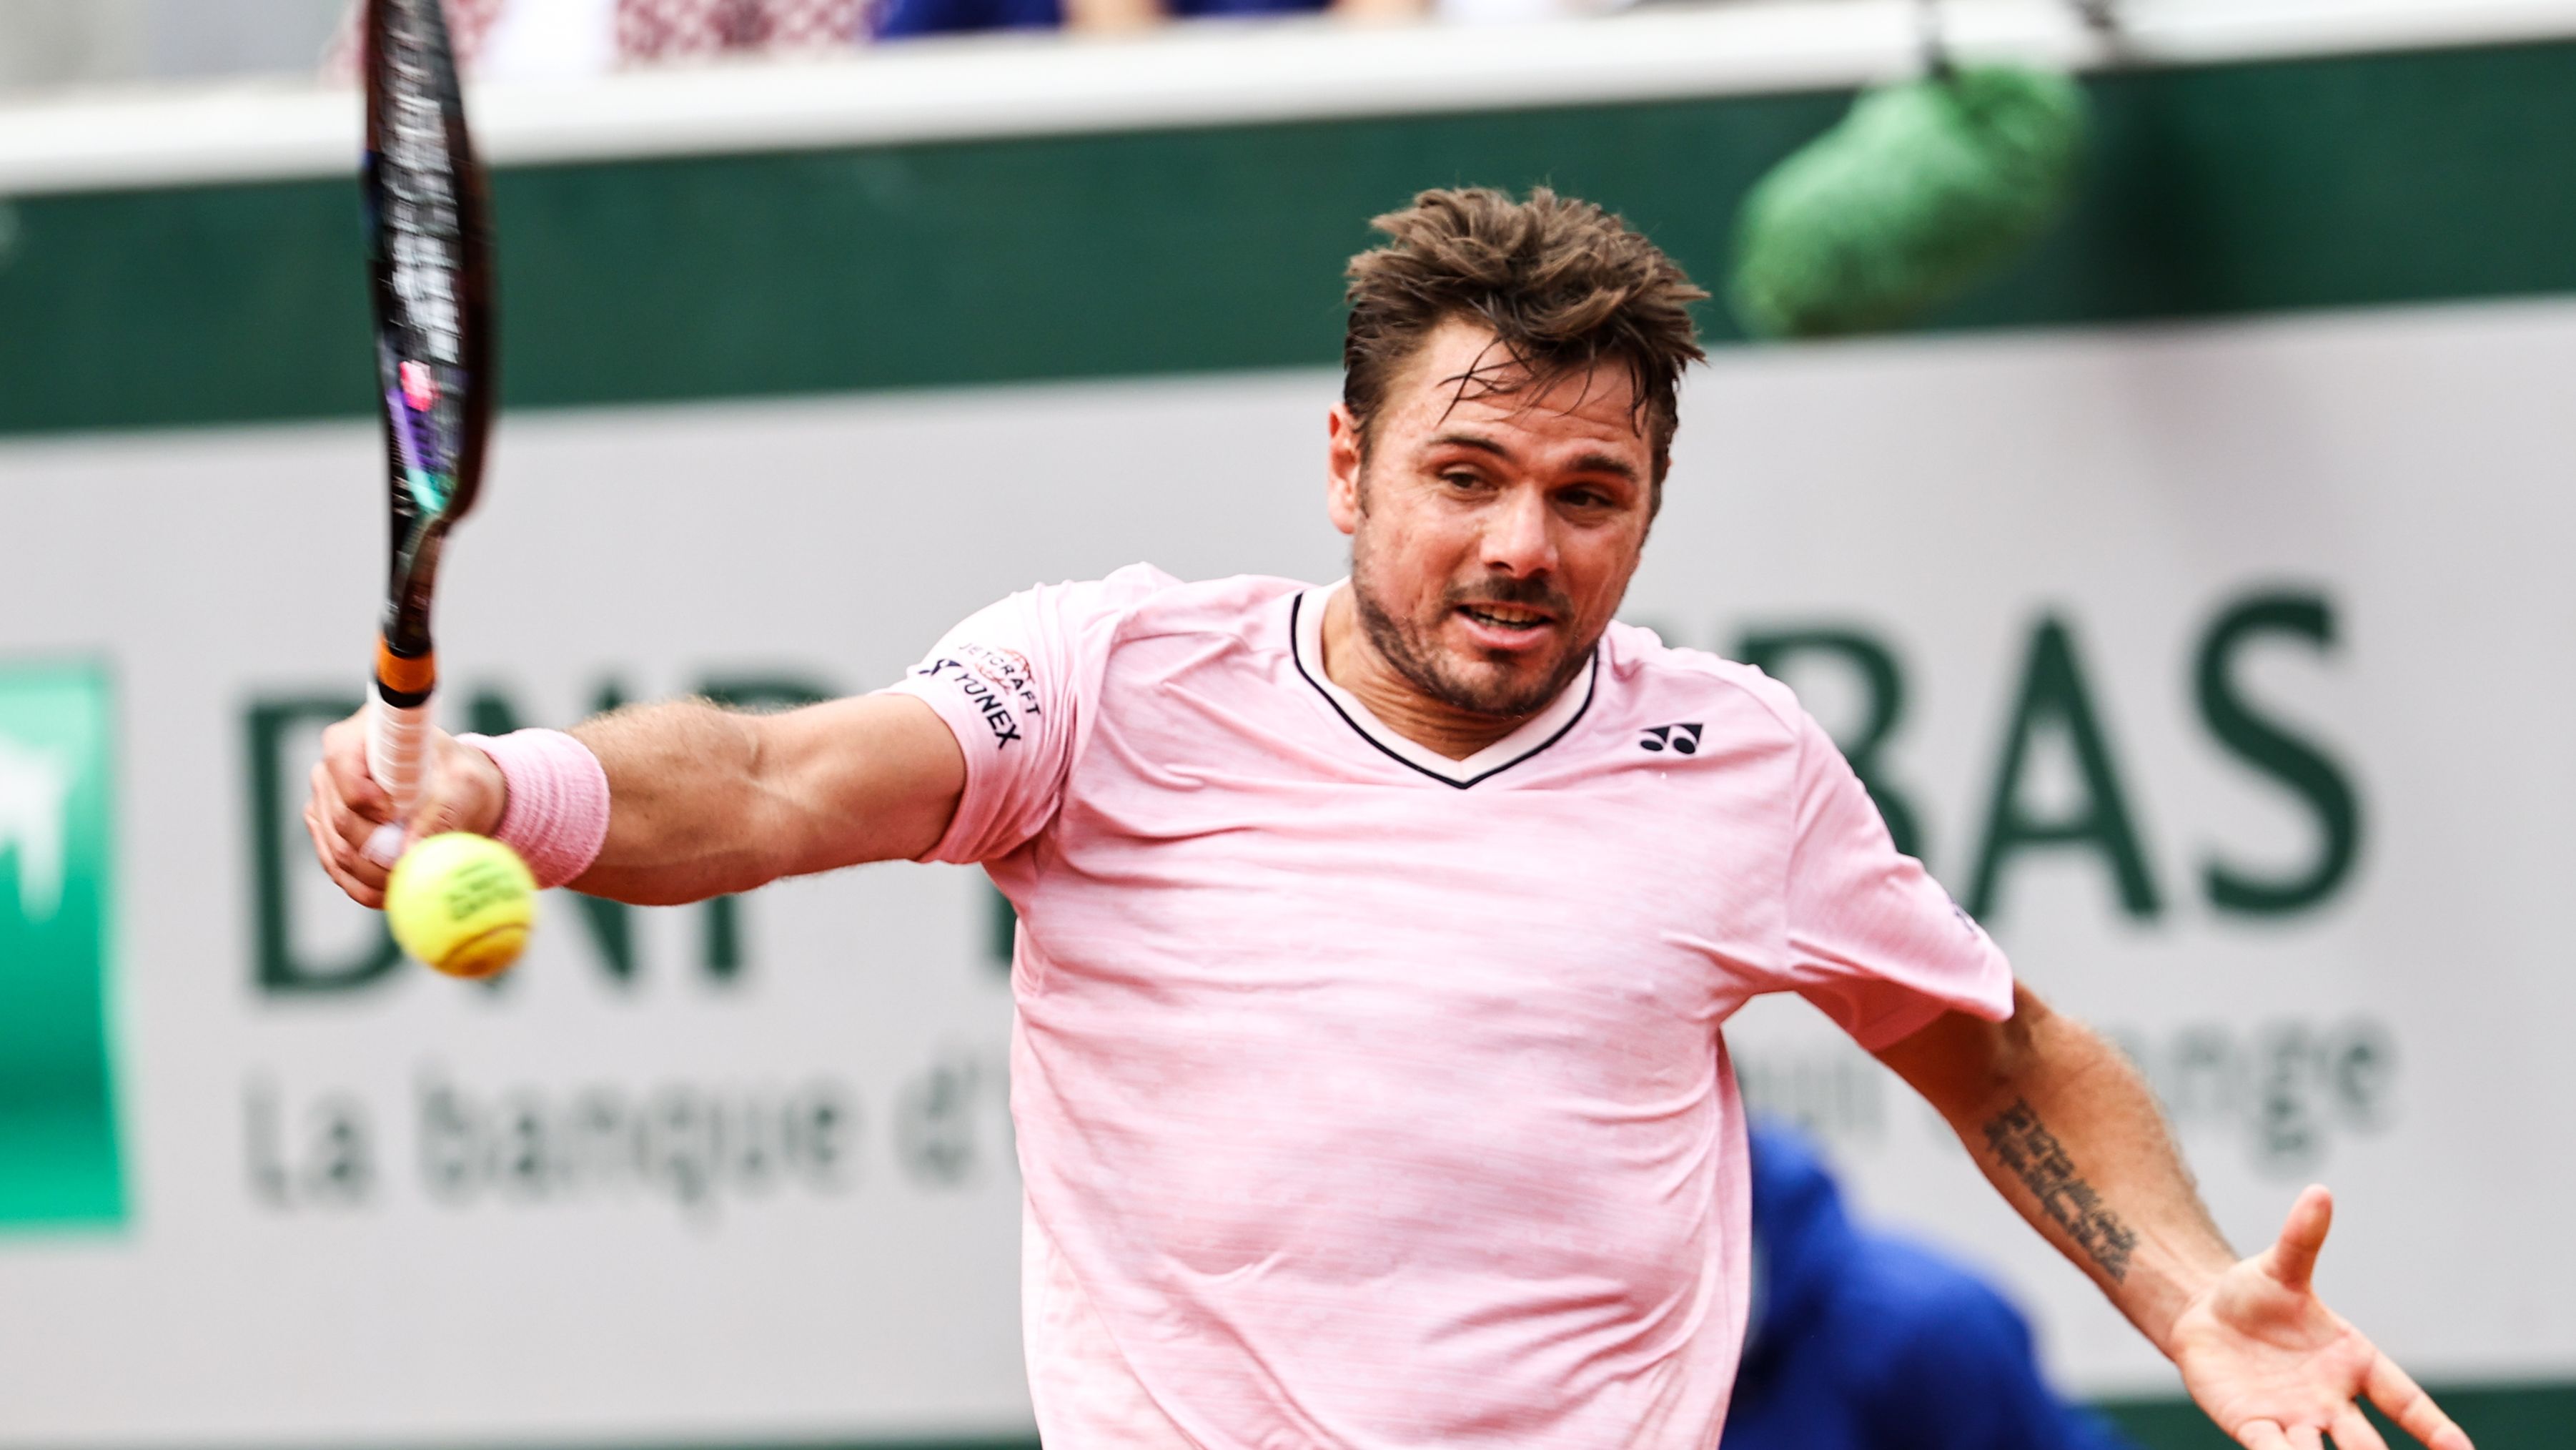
[918,654,1032,748]
[1638,722,1704,755]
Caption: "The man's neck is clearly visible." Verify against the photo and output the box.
[1317,584,1543,761]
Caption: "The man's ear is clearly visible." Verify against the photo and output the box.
[1326,404,1365,538]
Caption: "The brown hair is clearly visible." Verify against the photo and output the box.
[1342,187,1708,489]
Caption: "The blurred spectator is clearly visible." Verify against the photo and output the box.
[1725,1120,2137,1450]
[881,0,1442,39]
[615,0,861,60]
[872,0,1332,41]
[871,0,1623,43]
[323,0,861,82]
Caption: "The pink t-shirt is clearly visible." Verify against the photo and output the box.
[883,567,2011,1449]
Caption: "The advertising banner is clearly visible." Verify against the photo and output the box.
[0,664,122,1233]
[3,296,2572,1443]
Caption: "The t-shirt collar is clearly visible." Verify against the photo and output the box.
[1290,580,1599,789]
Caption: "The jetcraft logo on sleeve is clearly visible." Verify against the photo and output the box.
[0,664,124,1233]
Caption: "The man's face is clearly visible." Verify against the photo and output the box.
[1327,317,1658,721]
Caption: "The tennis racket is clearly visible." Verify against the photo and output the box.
[361,0,496,837]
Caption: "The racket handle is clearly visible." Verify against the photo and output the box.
[369,694,433,822]
[371,633,438,824]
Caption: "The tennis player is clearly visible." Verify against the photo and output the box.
[307,187,2465,1450]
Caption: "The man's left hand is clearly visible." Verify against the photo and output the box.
[2169,1185,2470,1450]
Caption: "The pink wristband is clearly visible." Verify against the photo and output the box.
[455,729,610,889]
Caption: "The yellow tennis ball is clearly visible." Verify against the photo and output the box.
[386,832,537,979]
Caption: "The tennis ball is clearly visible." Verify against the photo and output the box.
[386,832,537,979]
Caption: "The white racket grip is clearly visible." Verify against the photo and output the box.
[369,695,433,824]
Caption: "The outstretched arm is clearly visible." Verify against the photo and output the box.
[1873,985,2470,1450]
[306,694,965,907]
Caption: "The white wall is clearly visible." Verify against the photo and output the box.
[2,297,2572,1445]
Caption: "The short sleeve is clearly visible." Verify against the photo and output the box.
[1782,711,2013,1050]
[877,564,1175,864]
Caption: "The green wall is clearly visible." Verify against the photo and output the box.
[11,39,2576,436]
[2099,1379,2576,1449]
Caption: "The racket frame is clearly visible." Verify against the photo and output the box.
[360,0,496,818]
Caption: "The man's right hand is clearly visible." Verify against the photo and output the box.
[304,709,507,908]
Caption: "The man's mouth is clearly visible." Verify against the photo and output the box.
[1456,602,1555,633]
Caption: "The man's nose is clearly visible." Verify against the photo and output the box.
[1480,487,1557,577]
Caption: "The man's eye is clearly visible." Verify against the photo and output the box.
[1441,472,1487,490]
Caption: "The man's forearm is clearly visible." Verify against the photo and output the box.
[1879,987,2236,1354]
[546,692,965,905]
[563,699,791,904]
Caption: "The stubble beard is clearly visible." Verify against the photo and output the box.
[1348,547,1597,723]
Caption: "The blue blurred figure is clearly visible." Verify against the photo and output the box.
[1725,1120,2139,1450]
[873,0,1329,39]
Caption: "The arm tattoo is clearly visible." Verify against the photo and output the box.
[1983,1098,2141,1283]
